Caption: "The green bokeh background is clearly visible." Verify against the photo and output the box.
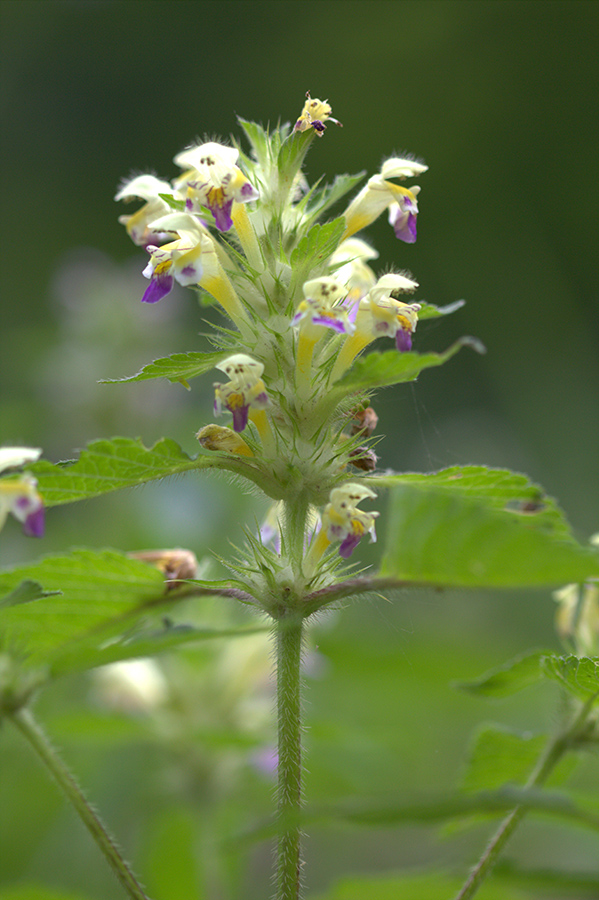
[1,2,598,898]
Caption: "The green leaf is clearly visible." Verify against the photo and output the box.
[56,621,268,676]
[418,298,466,320]
[0,549,165,670]
[0,550,264,682]
[304,172,366,224]
[373,466,573,540]
[381,480,599,587]
[290,217,347,280]
[140,808,202,900]
[158,192,185,212]
[541,654,599,703]
[28,437,217,507]
[0,580,62,609]
[455,650,547,697]
[101,350,229,384]
[247,787,599,846]
[312,787,599,829]
[312,871,526,900]
[332,337,483,397]
[236,117,270,169]
[462,726,548,791]
[0,886,94,900]
[277,128,314,190]
[491,863,599,896]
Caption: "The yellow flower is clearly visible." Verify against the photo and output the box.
[173,141,259,232]
[213,355,269,433]
[293,92,340,136]
[329,238,378,304]
[343,157,427,241]
[115,174,173,246]
[316,483,379,559]
[331,273,420,381]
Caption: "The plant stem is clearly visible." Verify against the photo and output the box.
[275,612,304,900]
[10,707,151,900]
[454,696,595,900]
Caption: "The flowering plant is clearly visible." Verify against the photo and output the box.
[1,94,599,900]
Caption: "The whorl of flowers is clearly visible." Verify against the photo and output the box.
[116,95,434,575]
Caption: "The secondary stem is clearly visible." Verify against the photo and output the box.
[10,707,151,900]
[275,612,304,900]
[454,695,596,900]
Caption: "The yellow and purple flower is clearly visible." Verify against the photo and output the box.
[331,273,420,381]
[140,213,214,303]
[329,238,378,304]
[213,355,269,433]
[173,141,259,233]
[310,483,379,560]
[343,157,427,243]
[292,278,354,339]
[360,273,421,351]
[293,93,340,136]
[0,447,44,538]
[115,174,174,247]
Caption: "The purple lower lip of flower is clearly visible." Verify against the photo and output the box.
[209,198,234,232]
[23,506,44,538]
[394,212,417,243]
[311,315,348,334]
[142,272,173,303]
[395,329,412,352]
[230,404,250,432]
[338,532,362,558]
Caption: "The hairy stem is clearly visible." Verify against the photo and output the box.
[275,613,304,900]
[454,695,596,900]
[10,707,151,900]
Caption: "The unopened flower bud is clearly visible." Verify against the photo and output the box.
[129,548,198,588]
[350,406,379,438]
[348,447,378,472]
[196,424,254,456]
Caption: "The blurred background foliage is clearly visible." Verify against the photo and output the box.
[0,1,597,898]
